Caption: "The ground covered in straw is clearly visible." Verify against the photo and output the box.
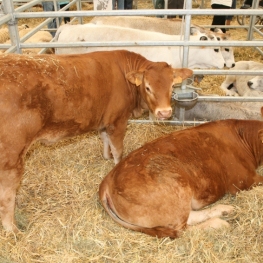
[1,1,263,263]
[1,123,263,263]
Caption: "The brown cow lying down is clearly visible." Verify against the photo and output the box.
[99,119,263,238]
[0,50,192,232]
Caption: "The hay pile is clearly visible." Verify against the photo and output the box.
[1,1,263,263]
[1,123,263,263]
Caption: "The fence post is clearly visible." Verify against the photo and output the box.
[247,0,259,40]
[76,0,83,24]
[177,0,191,121]
[2,0,21,54]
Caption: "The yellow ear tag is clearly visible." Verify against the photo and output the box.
[135,78,141,86]
[174,76,183,84]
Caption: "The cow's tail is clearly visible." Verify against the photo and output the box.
[99,183,180,239]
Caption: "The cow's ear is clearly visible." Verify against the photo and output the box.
[214,27,223,33]
[191,24,206,34]
[172,75,183,85]
[190,26,199,35]
[126,71,144,86]
[172,68,193,84]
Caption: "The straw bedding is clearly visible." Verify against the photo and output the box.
[1,1,263,263]
[2,123,263,262]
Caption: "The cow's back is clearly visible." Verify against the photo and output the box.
[55,24,180,66]
[0,52,135,139]
[101,119,263,209]
[90,16,183,35]
[54,24,225,69]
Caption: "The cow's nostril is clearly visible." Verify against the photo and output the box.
[232,63,235,68]
[247,81,253,88]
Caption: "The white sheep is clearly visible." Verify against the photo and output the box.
[0,24,29,43]
[1,28,53,54]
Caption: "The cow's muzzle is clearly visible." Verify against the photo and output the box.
[156,108,172,120]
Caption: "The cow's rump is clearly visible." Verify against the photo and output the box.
[99,119,263,238]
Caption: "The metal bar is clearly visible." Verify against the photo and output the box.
[18,40,263,48]
[182,0,191,69]
[0,12,12,24]
[179,0,191,121]
[11,9,263,19]
[128,119,207,126]
[255,47,263,56]
[196,96,263,102]
[53,0,59,30]
[164,0,168,18]
[2,0,21,54]
[247,0,260,40]
[75,0,83,24]
[191,69,263,75]
[14,0,42,13]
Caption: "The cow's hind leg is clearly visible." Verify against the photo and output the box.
[187,204,234,229]
[0,168,22,232]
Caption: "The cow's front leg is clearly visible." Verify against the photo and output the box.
[106,120,128,164]
[0,168,22,232]
[100,131,111,160]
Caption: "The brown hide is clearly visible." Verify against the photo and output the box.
[0,50,193,232]
[99,119,263,238]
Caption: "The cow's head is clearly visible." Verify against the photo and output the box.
[186,27,225,69]
[247,76,263,91]
[213,28,235,68]
[126,63,193,120]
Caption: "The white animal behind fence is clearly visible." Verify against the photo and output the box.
[0,28,53,54]
[248,76,263,91]
[90,16,235,68]
[54,24,225,69]
[220,61,263,96]
[0,24,28,43]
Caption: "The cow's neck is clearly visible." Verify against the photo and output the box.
[124,54,151,118]
[237,121,263,167]
[131,84,149,118]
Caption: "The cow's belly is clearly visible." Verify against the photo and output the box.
[36,119,103,145]
[37,131,73,145]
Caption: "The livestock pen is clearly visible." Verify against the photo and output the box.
[0,0,263,262]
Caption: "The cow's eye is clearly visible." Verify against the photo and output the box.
[146,87,151,93]
[214,49,219,52]
[200,36,208,41]
[225,48,230,52]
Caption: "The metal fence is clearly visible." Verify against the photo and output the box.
[0,0,263,124]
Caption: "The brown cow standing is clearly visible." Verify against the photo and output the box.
[99,119,263,238]
[0,50,192,232]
